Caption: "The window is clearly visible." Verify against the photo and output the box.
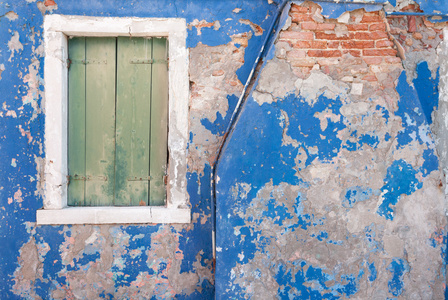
[37,15,190,224]
[67,37,168,207]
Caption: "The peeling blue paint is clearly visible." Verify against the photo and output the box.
[395,70,439,178]
[413,62,439,125]
[2,0,448,298]
[0,0,280,298]
[377,160,422,220]
[387,258,410,297]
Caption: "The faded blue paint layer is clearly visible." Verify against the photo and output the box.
[368,262,377,282]
[343,186,376,208]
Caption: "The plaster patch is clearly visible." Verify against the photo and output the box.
[8,31,23,62]
[314,108,341,131]
[5,11,18,21]
[189,39,245,173]
[256,58,298,101]
[252,90,274,105]
[339,102,370,117]
[12,238,41,299]
[188,19,220,35]
[296,71,349,106]
[337,11,350,24]
[0,64,4,80]
[350,83,363,96]
[22,60,42,119]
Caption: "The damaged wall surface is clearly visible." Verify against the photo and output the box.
[0,0,277,298]
[1,0,448,299]
[216,1,448,299]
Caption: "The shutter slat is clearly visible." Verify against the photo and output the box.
[149,38,169,206]
[84,37,116,206]
[114,37,152,206]
[68,37,86,206]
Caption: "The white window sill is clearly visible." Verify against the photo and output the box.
[36,207,191,225]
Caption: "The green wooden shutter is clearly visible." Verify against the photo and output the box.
[68,37,168,207]
[115,37,152,206]
[68,37,116,206]
[149,38,169,206]
[68,37,86,206]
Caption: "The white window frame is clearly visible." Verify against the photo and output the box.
[37,15,190,224]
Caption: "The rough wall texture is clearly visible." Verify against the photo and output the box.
[1,0,448,299]
[0,1,276,298]
[216,2,448,299]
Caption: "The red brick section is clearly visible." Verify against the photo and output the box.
[279,4,400,78]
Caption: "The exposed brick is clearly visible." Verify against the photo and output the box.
[292,41,327,49]
[347,24,369,31]
[413,32,423,40]
[408,16,417,32]
[321,65,331,75]
[308,50,342,57]
[290,58,316,67]
[361,13,383,23]
[355,31,388,40]
[44,0,56,6]
[293,41,311,48]
[423,17,435,28]
[309,41,327,49]
[341,40,375,49]
[363,49,398,56]
[362,74,378,81]
[299,22,336,32]
[385,56,402,63]
[315,32,351,40]
[292,67,312,78]
[280,31,314,40]
[363,57,383,64]
[290,5,309,13]
[301,22,318,30]
[287,49,306,58]
[291,13,313,23]
[343,50,361,57]
[327,41,340,48]
[401,3,420,11]
[376,40,394,48]
[316,23,336,31]
[369,23,386,31]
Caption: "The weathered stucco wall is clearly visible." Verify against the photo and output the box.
[216,1,448,299]
[1,0,448,299]
[0,0,277,298]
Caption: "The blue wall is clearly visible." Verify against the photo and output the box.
[0,1,277,298]
[215,1,447,298]
[1,0,448,299]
